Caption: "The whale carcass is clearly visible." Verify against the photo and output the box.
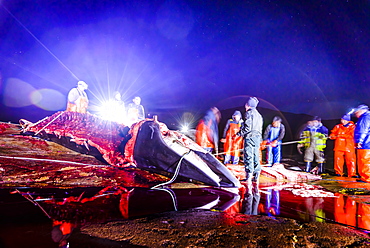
[21,111,240,188]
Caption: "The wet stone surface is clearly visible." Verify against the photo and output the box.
[82,209,370,248]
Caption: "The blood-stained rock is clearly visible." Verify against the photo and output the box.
[226,163,321,182]
[0,123,169,188]
[0,123,10,134]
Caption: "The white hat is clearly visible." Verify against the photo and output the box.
[77,81,88,87]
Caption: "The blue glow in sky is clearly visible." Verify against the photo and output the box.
[0,0,369,122]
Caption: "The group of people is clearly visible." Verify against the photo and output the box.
[195,97,287,184]
[300,104,370,184]
[66,81,370,184]
[195,96,370,184]
[66,80,145,126]
[349,105,370,182]
[195,97,265,183]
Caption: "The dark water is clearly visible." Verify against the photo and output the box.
[0,184,369,248]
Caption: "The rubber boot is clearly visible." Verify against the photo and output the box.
[318,163,324,175]
[252,171,260,182]
[242,173,253,183]
[305,162,311,173]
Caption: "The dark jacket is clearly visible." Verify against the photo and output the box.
[263,123,285,141]
[355,111,370,149]
[238,108,263,139]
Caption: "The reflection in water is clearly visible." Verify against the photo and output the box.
[246,182,370,234]
[5,182,370,247]
[259,188,280,216]
[242,184,260,215]
[12,186,239,246]
[256,184,330,224]
[335,193,356,227]
[305,197,325,222]
[335,193,370,232]
[51,220,74,248]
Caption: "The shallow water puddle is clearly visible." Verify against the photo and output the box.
[254,182,370,233]
[1,183,370,247]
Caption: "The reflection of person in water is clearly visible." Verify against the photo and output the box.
[241,184,260,215]
[51,220,74,248]
[358,204,370,231]
[264,189,280,216]
[305,197,325,222]
[334,193,356,227]
[334,194,370,231]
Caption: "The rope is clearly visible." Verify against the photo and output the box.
[151,150,192,189]
[12,189,52,219]
[20,117,48,131]
[34,111,65,135]
[214,140,301,156]
[215,148,243,156]
[0,155,107,167]
[153,188,178,211]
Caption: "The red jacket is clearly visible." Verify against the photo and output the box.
[329,121,355,153]
[196,120,215,149]
[223,119,243,155]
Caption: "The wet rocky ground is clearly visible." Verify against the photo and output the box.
[81,209,370,248]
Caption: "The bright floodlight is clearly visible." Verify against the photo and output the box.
[180,124,189,133]
[98,100,126,124]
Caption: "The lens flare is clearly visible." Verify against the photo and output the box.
[180,124,189,133]
[3,78,35,107]
[97,100,126,124]
[30,88,65,111]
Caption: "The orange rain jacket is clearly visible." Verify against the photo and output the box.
[196,120,215,150]
[223,119,243,157]
[329,121,356,153]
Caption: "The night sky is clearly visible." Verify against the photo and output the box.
[0,0,369,125]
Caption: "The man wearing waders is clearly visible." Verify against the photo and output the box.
[221,110,244,164]
[299,116,328,174]
[263,116,285,166]
[196,107,221,154]
[66,80,89,113]
[354,104,370,183]
[329,114,356,177]
[236,97,263,183]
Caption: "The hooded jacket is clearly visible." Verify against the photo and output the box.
[330,121,356,152]
[354,111,370,149]
[238,108,263,139]
[300,122,328,151]
[263,123,285,142]
[196,109,219,151]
